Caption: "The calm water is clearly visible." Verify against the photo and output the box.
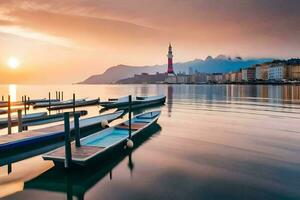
[0,84,300,200]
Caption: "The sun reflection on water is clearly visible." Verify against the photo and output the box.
[8,84,17,102]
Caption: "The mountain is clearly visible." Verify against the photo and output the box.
[79,56,273,84]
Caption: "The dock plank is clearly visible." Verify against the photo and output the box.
[47,144,103,159]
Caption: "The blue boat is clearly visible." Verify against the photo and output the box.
[100,95,166,110]
[43,110,161,167]
[0,110,124,155]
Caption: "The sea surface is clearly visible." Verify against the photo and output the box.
[0,84,300,200]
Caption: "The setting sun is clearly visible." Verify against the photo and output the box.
[7,57,20,69]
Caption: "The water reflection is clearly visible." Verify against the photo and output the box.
[24,124,161,200]
[167,85,173,117]
[8,84,17,102]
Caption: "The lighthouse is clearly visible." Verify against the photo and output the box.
[167,43,175,75]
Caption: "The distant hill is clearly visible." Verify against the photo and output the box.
[79,56,273,84]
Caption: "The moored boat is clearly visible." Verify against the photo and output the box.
[48,98,99,110]
[43,110,161,167]
[100,95,166,109]
[0,110,124,155]
[33,98,86,108]
[0,112,47,128]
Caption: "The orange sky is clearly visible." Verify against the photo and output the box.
[0,0,299,84]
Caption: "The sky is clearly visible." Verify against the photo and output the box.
[0,0,299,84]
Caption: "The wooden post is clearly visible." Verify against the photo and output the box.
[73,93,75,114]
[62,91,64,101]
[21,96,24,102]
[7,95,11,135]
[48,92,51,114]
[74,112,81,147]
[55,91,58,100]
[24,95,27,115]
[58,91,61,101]
[64,112,72,169]
[17,110,23,133]
[128,95,132,138]
[1,96,4,101]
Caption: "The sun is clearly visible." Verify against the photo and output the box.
[7,57,20,69]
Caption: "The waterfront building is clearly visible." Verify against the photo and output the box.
[268,64,287,80]
[242,68,255,82]
[224,73,230,82]
[189,73,207,83]
[255,64,269,81]
[176,74,189,84]
[237,71,242,82]
[286,59,300,80]
[230,72,237,82]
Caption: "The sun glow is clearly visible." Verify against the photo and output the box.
[7,57,20,69]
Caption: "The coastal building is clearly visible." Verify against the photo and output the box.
[165,43,177,84]
[242,68,255,82]
[268,64,287,80]
[237,71,242,82]
[230,72,237,82]
[176,74,189,84]
[189,72,207,83]
[286,59,300,80]
[255,64,269,81]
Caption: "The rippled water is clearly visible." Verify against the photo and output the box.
[0,84,300,200]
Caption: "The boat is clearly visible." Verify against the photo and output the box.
[33,98,86,108]
[43,110,161,167]
[27,98,60,105]
[99,95,166,109]
[0,112,47,128]
[25,123,160,199]
[0,98,59,107]
[23,110,88,127]
[0,107,29,115]
[0,110,124,155]
[48,98,100,111]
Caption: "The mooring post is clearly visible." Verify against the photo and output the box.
[1,96,4,101]
[74,112,81,147]
[24,95,27,115]
[21,96,24,102]
[7,95,12,135]
[128,95,132,138]
[17,110,23,133]
[55,91,58,100]
[62,91,64,101]
[58,91,61,101]
[48,92,51,114]
[64,112,72,169]
[73,93,76,114]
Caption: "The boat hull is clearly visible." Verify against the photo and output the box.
[101,96,166,109]
[0,110,124,156]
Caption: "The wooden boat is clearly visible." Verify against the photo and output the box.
[23,110,88,127]
[33,98,86,108]
[25,123,160,199]
[100,95,166,109]
[0,107,29,115]
[0,99,59,107]
[0,110,124,154]
[43,110,161,167]
[48,98,100,111]
[0,112,47,128]
[27,98,60,105]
